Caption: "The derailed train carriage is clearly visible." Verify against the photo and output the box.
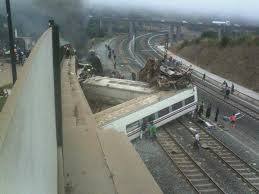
[95,82,198,140]
[90,58,198,140]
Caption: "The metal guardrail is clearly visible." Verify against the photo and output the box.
[192,70,259,106]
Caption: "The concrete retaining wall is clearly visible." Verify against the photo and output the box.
[0,29,57,194]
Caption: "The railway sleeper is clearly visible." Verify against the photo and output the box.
[171,154,186,158]
[230,163,244,167]
[176,161,193,165]
[247,177,259,181]
[173,157,188,161]
[186,173,205,178]
[179,165,195,169]
[241,172,256,177]
[218,151,231,155]
[236,168,252,172]
[211,147,223,152]
[195,183,214,188]
[198,188,218,193]
[182,169,200,173]
[166,148,181,154]
[221,156,236,159]
[190,178,209,181]
[224,160,241,163]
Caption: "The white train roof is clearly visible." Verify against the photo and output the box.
[95,86,195,127]
[83,76,154,94]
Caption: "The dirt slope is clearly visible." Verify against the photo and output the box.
[172,43,259,91]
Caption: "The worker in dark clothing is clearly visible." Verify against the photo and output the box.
[193,106,199,120]
[231,83,235,94]
[113,54,116,61]
[140,122,146,139]
[202,73,206,81]
[225,88,230,99]
[131,72,136,80]
[108,50,111,59]
[206,104,212,119]
[215,107,219,122]
[198,102,204,117]
[18,52,23,65]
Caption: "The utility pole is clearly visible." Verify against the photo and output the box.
[5,0,17,84]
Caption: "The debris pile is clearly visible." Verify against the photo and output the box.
[139,58,192,90]
[139,59,160,85]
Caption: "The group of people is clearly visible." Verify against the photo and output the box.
[140,121,157,140]
[222,81,235,99]
[105,44,117,69]
[202,74,235,99]
[195,101,220,122]
[196,100,238,129]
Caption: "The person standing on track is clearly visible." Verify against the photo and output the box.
[215,107,219,122]
[198,102,204,117]
[193,132,200,149]
[202,73,206,81]
[229,114,237,128]
[231,83,235,94]
[206,104,212,119]
[140,122,146,140]
[224,87,230,99]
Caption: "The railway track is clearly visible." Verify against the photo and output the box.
[135,33,162,62]
[144,34,259,121]
[194,79,259,120]
[179,118,259,193]
[157,128,225,194]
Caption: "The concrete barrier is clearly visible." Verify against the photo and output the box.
[0,29,57,194]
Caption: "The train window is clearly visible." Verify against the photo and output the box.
[172,101,183,111]
[126,121,140,132]
[185,96,195,105]
[143,114,155,123]
[158,107,170,118]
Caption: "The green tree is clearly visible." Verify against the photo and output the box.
[201,31,217,39]
[220,36,230,47]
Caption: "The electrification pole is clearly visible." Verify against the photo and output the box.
[5,0,17,84]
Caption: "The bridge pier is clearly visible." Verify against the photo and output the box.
[149,23,152,31]
[168,24,174,47]
[218,28,222,41]
[99,18,103,33]
[108,22,113,36]
[176,25,182,41]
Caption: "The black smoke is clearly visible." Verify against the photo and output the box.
[1,0,89,54]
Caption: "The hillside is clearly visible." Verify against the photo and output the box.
[171,37,259,92]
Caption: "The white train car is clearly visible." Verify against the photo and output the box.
[212,20,231,26]
[96,86,198,140]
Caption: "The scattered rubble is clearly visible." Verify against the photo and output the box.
[139,58,193,90]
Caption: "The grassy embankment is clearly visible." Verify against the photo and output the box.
[172,31,259,91]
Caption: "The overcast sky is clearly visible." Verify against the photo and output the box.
[88,0,259,21]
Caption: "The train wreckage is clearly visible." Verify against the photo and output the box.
[139,58,193,90]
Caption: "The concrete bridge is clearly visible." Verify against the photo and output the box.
[98,16,259,45]
[0,26,163,193]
